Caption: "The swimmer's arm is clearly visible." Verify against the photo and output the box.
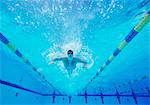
[53,57,65,61]
[75,58,89,69]
[49,57,65,64]
[75,58,88,64]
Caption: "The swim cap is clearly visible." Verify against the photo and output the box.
[67,50,73,54]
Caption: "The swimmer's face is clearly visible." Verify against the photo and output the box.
[67,51,73,58]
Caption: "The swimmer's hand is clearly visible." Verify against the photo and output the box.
[49,58,55,64]
[49,61,54,64]
[83,63,88,69]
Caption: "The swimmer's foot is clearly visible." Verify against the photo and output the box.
[68,71,72,77]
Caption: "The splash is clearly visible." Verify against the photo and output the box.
[42,41,94,77]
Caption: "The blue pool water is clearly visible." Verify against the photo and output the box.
[0,0,150,105]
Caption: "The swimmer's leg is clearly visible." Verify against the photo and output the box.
[68,69,73,76]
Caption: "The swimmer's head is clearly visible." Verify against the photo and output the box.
[67,50,73,58]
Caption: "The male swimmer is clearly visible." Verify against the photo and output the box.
[50,50,88,76]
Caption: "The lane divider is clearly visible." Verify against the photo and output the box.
[117,75,148,88]
[81,10,150,92]
[1,79,149,98]
[0,33,61,94]
[0,79,45,96]
[100,75,149,92]
[0,79,66,96]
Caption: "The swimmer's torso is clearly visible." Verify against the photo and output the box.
[62,58,77,70]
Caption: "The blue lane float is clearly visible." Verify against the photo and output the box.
[0,33,9,44]
[15,50,22,57]
[125,29,139,42]
[113,48,121,56]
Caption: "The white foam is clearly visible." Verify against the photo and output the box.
[42,41,94,77]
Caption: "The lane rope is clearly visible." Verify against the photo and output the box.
[0,33,62,94]
[81,10,150,92]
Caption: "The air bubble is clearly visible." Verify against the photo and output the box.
[17,16,21,19]
[15,4,20,7]
[120,5,123,9]
[103,14,106,17]
[107,16,110,19]
[31,22,34,25]
[64,8,67,11]
[25,22,28,25]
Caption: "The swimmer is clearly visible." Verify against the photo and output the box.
[50,50,88,76]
